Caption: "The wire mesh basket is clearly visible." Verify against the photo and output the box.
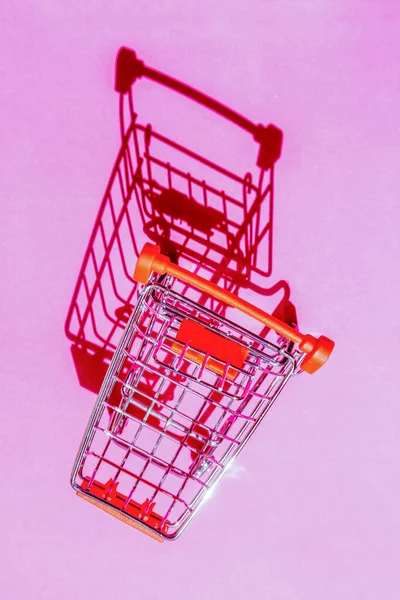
[71,244,334,541]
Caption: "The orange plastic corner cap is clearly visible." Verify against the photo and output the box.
[300,336,335,374]
[133,243,171,284]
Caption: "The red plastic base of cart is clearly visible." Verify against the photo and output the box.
[78,477,170,540]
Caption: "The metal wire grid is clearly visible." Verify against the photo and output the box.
[72,280,303,539]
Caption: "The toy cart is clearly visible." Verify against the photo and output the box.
[65,48,285,394]
[71,244,334,542]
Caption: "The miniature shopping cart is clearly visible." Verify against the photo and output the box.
[71,243,334,541]
[65,46,285,394]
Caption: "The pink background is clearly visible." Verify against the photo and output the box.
[1,1,399,598]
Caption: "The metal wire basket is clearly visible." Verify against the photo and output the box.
[71,244,334,541]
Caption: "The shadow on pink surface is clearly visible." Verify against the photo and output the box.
[65,46,297,396]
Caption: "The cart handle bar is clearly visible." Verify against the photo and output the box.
[115,47,283,169]
[134,243,334,374]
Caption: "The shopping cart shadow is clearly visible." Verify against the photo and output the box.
[65,47,297,395]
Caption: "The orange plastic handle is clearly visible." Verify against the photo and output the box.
[134,243,334,374]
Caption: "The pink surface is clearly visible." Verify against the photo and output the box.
[1,2,399,598]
